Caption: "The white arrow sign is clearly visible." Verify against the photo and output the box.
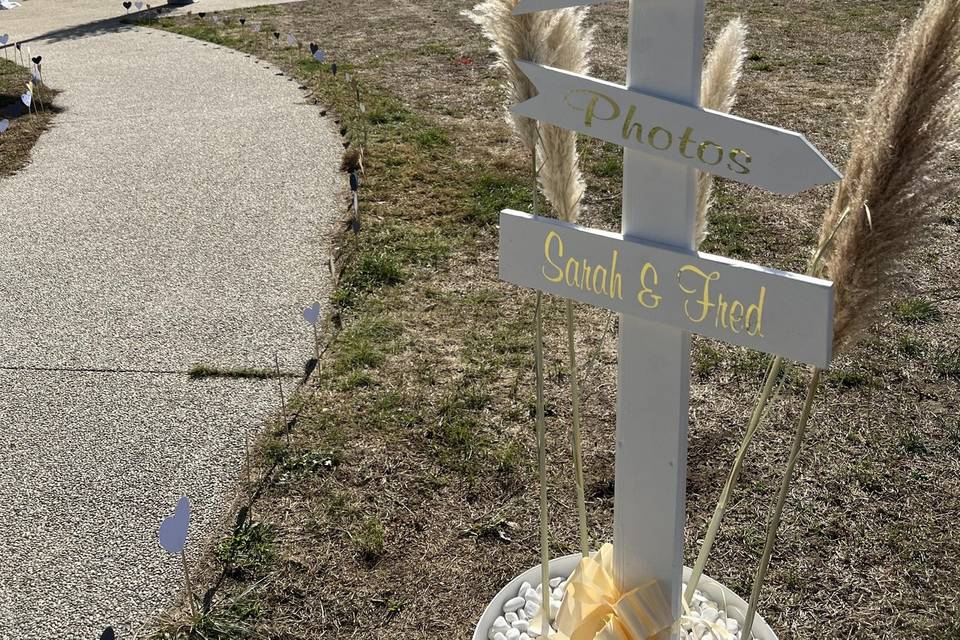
[512,61,841,195]
[513,0,619,14]
[500,210,834,368]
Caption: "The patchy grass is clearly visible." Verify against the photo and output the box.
[144,3,960,639]
[0,58,60,179]
[893,297,943,325]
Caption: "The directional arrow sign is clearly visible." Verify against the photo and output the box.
[512,61,841,194]
[513,0,620,14]
[500,210,835,368]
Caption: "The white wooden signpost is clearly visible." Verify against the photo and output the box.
[497,0,840,635]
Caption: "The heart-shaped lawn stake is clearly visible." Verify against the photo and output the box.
[287,34,296,46]
[159,496,191,555]
[0,34,9,46]
[251,23,260,32]
[15,42,21,51]
[273,31,280,40]
[239,17,245,25]
[302,302,322,326]
[122,1,131,11]
[313,49,325,63]
[31,55,40,65]
[134,1,143,9]
[101,627,115,640]
[31,68,40,82]
[331,62,338,76]
[309,42,318,54]
[21,89,31,108]
[0,119,9,133]
[197,11,206,18]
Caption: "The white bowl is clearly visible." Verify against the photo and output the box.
[472,554,778,640]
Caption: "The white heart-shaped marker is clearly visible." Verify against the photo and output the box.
[287,34,296,45]
[159,496,191,555]
[0,119,9,133]
[313,49,325,62]
[21,91,31,107]
[0,34,9,45]
[302,302,322,325]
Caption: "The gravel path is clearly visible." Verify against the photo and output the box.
[0,1,341,637]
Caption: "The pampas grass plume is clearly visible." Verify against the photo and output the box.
[697,18,748,246]
[467,1,593,223]
[818,0,960,350]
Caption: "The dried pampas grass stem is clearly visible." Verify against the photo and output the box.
[696,18,748,246]
[743,2,960,636]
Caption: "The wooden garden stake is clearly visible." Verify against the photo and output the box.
[181,551,198,618]
[500,1,840,632]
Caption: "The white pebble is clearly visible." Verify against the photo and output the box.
[524,588,541,604]
[726,618,740,633]
[519,635,530,640]
[517,609,528,621]
[524,600,539,618]
[493,617,511,634]
[494,634,507,640]
[504,597,526,613]
[505,629,521,640]
[505,612,519,624]
[518,581,531,598]
[549,599,561,618]
[513,620,530,632]
[551,587,564,600]
[702,607,719,623]
[549,577,563,588]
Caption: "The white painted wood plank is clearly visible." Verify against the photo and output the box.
[615,2,703,634]
[499,211,834,367]
[512,61,841,195]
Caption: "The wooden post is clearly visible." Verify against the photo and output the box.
[613,1,704,630]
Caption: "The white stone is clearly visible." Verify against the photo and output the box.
[513,620,530,632]
[505,629,521,640]
[549,599,561,618]
[505,612,519,624]
[518,581,532,599]
[726,618,740,633]
[549,577,563,588]
[524,588,541,604]
[504,597,526,613]
[552,587,564,600]
[702,606,719,623]
[517,609,528,621]
[520,635,530,640]
[494,634,507,640]
[524,600,539,618]
[493,616,511,635]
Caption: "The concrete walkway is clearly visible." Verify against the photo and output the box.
[0,2,340,637]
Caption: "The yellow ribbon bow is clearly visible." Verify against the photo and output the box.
[550,544,674,640]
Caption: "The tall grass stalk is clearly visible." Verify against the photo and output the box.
[469,0,594,563]
[534,292,551,639]
[741,1,960,635]
[696,18,748,245]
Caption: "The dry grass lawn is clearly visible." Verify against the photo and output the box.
[146,2,960,638]
[0,57,59,179]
